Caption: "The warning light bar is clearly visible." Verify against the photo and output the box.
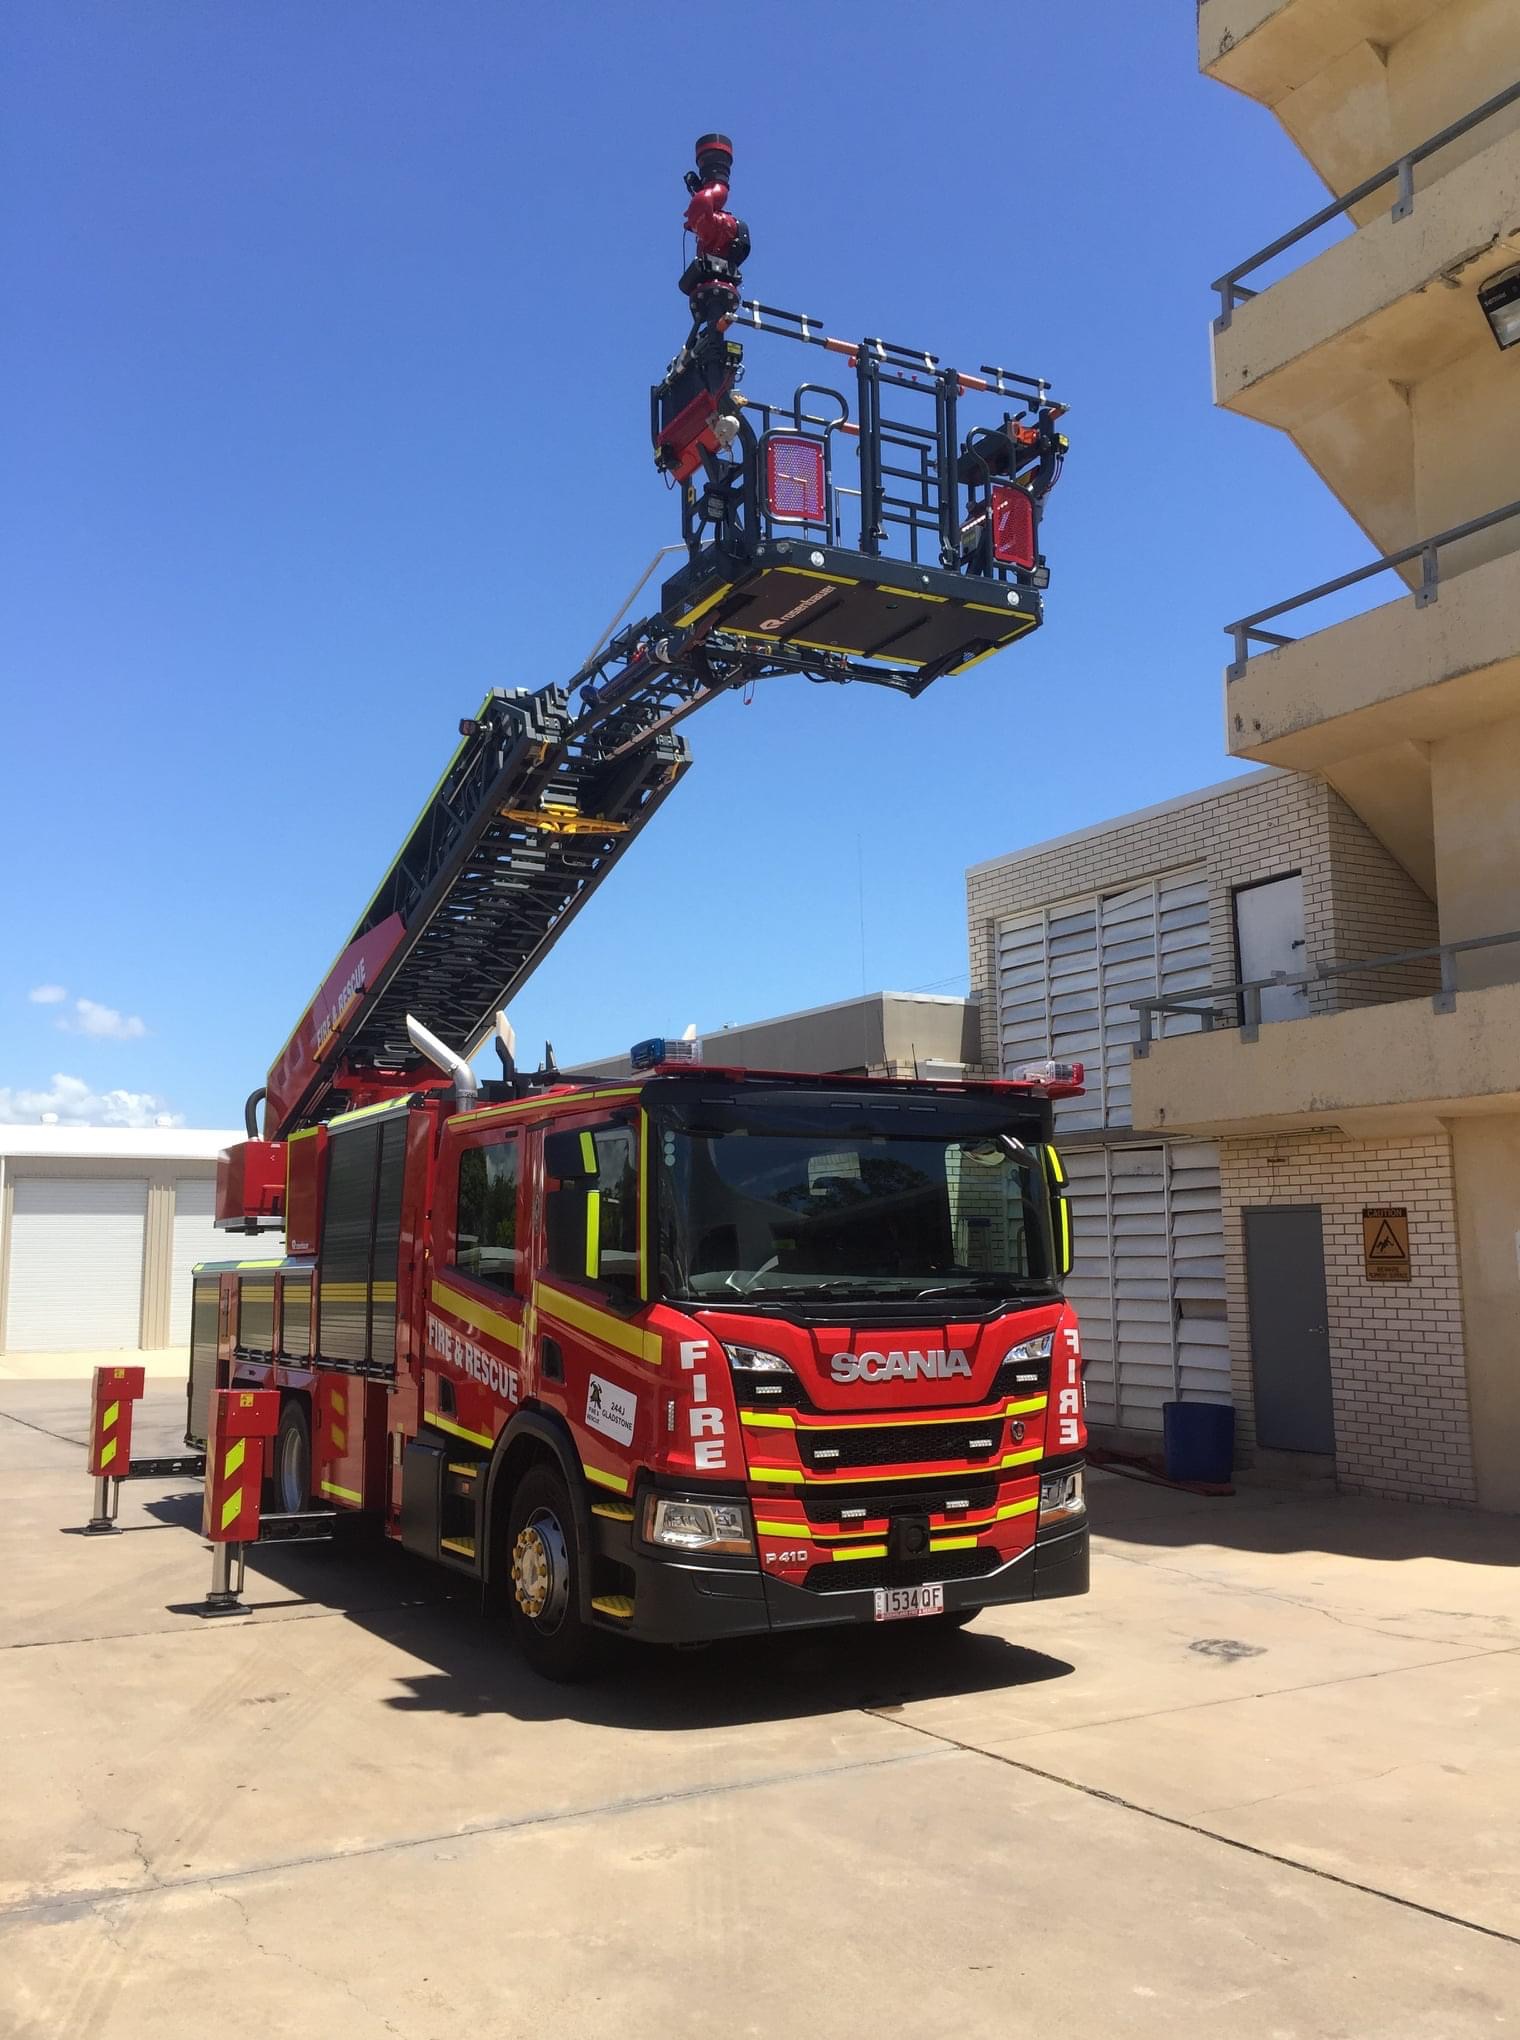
[632,1035,702,1070]
[1009,1059,1084,1087]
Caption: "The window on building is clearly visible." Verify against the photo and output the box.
[545,1121,640,1299]
[453,1139,522,1293]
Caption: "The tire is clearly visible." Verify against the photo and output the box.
[270,1400,311,1516]
[503,1463,601,1682]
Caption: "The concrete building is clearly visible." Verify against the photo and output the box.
[1110,0,1519,1508]
[571,991,982,1083]
[963,1,1519,1510]
[0,1125,245,1360]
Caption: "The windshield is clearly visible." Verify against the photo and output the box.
[654,1121,1056,1302]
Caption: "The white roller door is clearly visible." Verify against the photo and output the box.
[1060,1141,1229,1433]
[5,1177,147,1351]
[169,1177,231,1346]
[997,868,1212,1132]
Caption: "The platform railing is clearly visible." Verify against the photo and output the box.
[1211,78,1520,331]
[1130,928,1520,1056]
[1223,496,1520,679]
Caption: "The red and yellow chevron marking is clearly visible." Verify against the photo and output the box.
[87,1364,145,1478]
[202,1388,279,1543]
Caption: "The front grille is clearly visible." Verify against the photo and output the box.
[802,1477,998,1524]
[797,1418,1005,1472]
[801,1548,1002,1595]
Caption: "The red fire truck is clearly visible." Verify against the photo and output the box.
[187,136,1085,1676]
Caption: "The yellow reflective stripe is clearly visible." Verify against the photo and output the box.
[451,1086,643,1130]
[103,1401,120,1430]
[1059,1199,1072,1274]
[322,1282,368,1300]
[741,1401,1043,1431]
[583,1462,630,1495]
[331,1390,346,1416]
[776,566,859,586]
[430,1279,523,1350]
[997,1497,1039,1521]
[673,580,733,627]
[331,1426,346,1450]
[224,1438,246,1479]
[371,1281,397,1302]
[1044,1143,1067,1186]
[99,1438,117,1468]
[320,1479,364,1504]
[752,1454,1039,1486]
[533,1281,662,1367]
[832,1544,888,1561]
[579,1130,597,1172]
[323,1098,411,1131]
[755,1493,1040,1540]
[755,1519,805,1537]
[584,1190,601,1280]
[877,585,948,603]
[929,1535,978,1552]
[430,1410,496,1450]
[220,1489,243,1531]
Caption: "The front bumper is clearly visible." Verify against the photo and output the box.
[592,1502,1089,1646]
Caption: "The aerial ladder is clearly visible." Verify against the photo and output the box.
[220,132,1069,1228]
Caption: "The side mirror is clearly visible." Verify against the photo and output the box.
[544,1128,599,1185]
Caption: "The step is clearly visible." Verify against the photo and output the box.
[440,1535,477,1560]
[591,1593,634,1620]
[590,1499,635,1522]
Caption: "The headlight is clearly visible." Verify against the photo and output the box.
[1005,1332,1054,1363]
[724,1342,794,1374]
[643,1493,753,1555]
[1039,1467,1085,1528]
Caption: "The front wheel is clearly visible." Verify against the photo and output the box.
[269,1400,311,1516]
[503,1465,601,1682]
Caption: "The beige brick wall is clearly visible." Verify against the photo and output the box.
[1219,1129,1476,1505]
[966,769,1438,1085]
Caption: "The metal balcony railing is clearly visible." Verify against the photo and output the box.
[1212,78,1520,330]
[1130,929,1520,1056]
[1224,496,1520,678]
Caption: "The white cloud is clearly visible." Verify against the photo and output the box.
[57,998,148,1041]
[28,985,68,1005]
[0,1073,184,1129]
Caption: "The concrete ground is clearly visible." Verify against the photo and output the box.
[2,1381,1515,2039]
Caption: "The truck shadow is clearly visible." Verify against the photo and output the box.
[1090,1469,1520,1568]
[228,1532,1074,1731]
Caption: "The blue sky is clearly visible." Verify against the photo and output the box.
[1,0,1367,1128]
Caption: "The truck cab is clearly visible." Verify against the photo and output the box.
[191,1064,1087,1677]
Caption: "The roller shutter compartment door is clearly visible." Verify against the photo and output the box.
[6,1177,147,1351]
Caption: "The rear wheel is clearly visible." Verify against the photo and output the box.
[504,1464,600,1682]
[270,1401,311,1516]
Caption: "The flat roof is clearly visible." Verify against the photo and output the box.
[965,767,1280,878]
[0,1125,241,1162]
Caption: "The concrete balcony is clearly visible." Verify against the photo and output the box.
[1224,541,1520,895]
[1131,973,1520,1138]
[1199,0,1517,201]
[1212,119,1520,558]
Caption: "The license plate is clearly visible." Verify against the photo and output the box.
[873,1583,945,1622]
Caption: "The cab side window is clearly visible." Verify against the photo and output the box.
[545,1121,640,1300]
[453,1139,521,1293]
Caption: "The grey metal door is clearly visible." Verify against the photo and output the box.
[1234,874,1310,1021]
[1243,1205,1335,1453]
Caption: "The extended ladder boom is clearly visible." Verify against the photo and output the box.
[237,132,1069,1176]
